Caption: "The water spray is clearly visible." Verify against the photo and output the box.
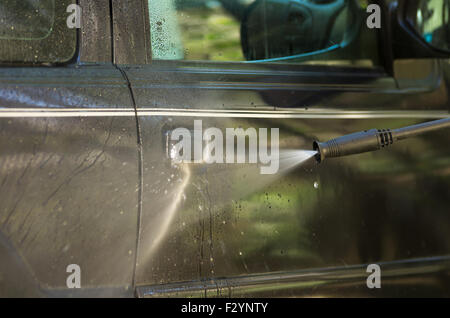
[313,117,450,163]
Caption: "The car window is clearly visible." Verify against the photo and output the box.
[148,0,381,67]
[0,0,77,64]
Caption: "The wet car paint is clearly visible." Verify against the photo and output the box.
[0,66,139,296]
[123,60,450,296]
[0,0,449,297]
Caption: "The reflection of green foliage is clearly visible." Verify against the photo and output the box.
[358,0,369,9]
[177,7,244,61]
[229,176,328,268]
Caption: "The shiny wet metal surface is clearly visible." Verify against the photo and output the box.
[0,59,449,297]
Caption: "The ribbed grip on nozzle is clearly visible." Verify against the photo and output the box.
[377,129,394,148]
[318,138,340,160]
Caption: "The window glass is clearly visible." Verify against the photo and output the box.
[149,0,380,66]
[0,0,77,64]
[0,0,55,40]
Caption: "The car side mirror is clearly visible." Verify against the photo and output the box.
[240,0,358,62]
[391,0,450,59]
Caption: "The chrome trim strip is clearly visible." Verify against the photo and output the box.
[0,108,448,118]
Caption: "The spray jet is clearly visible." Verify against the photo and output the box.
[313,117,450,163]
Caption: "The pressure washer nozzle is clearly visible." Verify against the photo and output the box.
[313,118,450,163]
[313,129,393,163]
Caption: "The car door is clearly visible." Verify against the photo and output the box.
[113,0,450,297]
[0,0,448,298]
[0,0,140,297]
